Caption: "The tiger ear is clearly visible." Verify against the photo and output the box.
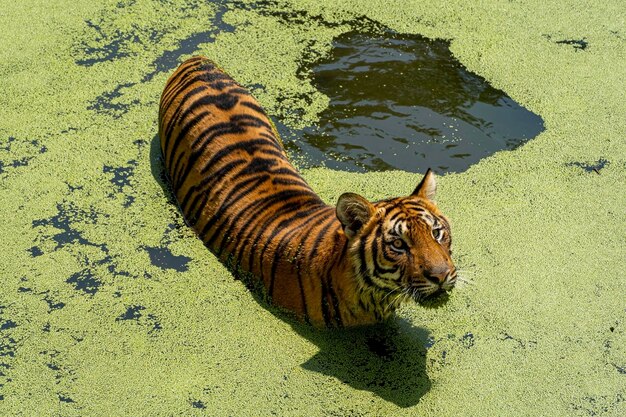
[412,168,437,200]
[336,193,375,239]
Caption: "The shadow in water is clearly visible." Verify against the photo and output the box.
[291,318,432,407]
[150,134,178,207]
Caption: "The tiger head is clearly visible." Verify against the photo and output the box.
[336,169,456,313]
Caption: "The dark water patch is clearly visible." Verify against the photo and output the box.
[0,321,17,368]
[233,0,314,26]
[32,203,106,251]
[571,393,625,416]
[84,1,235,118]
[17,287,32,293]
[0,339,16,358]
[232,0,386,31]
[191,399,206,409]
[147,314,162,333]
[555,38,588,51]
[143,245,191,272]
[58,395,75,403]
[424,336,435,349]
[123,195,135,208]
[289,31,544,173]
[567,158,609,174]
[60,127,79,135]
[461,332,475,348]
[103,160,138,206]
[88,82,139,118]
[75,19,134,66]
[0,157,30,174]
[66,269,102,296]
[47,363,61,372]
[28,246,43,257]
[0,307,18,373]
[117,306,162,332]
[0,321,17,331]
[499,332,537,349]
[0,137,47,176]
[65,182,84,192]
[117,305,145,321]
[106,260,132,278]
[543,34,588,51]
[103,160,137,192]
[0,136,16,150]
[43,295,65,312]
[74,0,165,67]
[133,138,149,148]
[144,0,235,83]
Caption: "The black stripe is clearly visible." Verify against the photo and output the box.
[326,276,343,327]
[320,286,330,326]
[358,235,375,288]
[197,173,271,242]
[164,85,210,168]
[172,122,247,190]
[388,210,406,224]
[229,87,252,95]
[371,231,397,276]
[267,209,332,296]
[209,80,237,91]
[166,87,252,174]
[204,188,314,250]
[175,135,277,192]
[215,190,319,256]
[160,61,206,111]
[181,158,247,218]
[240,201,323,271]
[163,110,210,172]
[240,101,268,115]
[303,215,337,326]
[231,199,306,264]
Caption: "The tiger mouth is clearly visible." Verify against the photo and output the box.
[374,282,452,309]
[414,287,451,308]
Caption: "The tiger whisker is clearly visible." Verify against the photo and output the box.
[383,291,405,313]
[381,287,400,303]
[456,275,475,285]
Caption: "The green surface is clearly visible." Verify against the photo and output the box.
[0,0,624,415]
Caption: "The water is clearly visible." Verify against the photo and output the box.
[287,32,544,173]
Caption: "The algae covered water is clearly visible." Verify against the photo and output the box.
[2,0,625,416]
[287,31,545,173]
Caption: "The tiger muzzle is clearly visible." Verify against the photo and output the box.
[424,264,456,291]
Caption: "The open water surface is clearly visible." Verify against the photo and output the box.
[286,31,545,173]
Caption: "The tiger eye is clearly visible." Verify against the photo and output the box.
[392,239,404,249]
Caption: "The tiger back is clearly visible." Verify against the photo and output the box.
[159,56,457,327]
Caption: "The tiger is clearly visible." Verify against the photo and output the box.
[158,56,457,327]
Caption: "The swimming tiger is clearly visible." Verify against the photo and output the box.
[158,56,457,327]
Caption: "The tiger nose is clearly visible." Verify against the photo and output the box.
[424,265,451,285]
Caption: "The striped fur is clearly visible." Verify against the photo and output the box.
[158,56,456,327]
